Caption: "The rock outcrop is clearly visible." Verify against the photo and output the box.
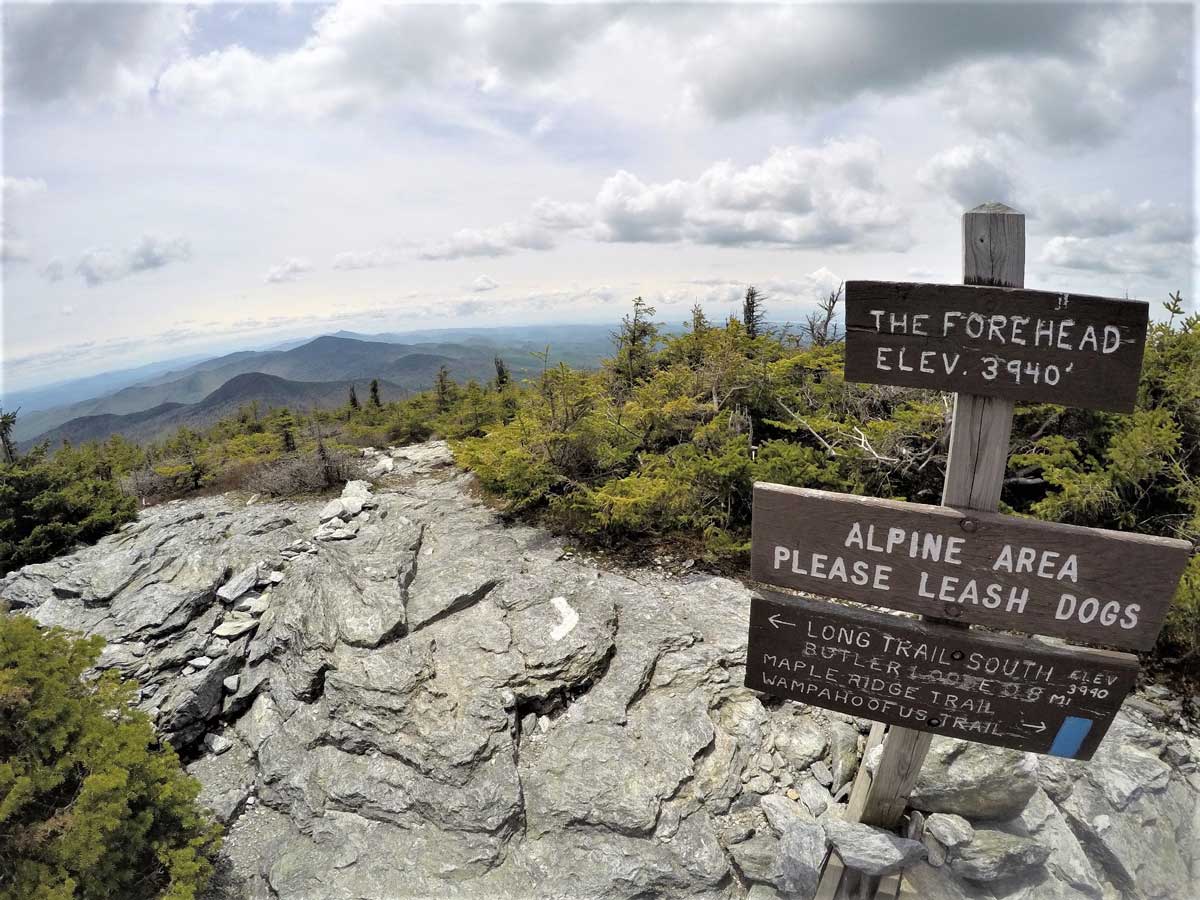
[2,440,1197,900]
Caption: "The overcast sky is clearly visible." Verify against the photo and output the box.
[2,2,1195,391]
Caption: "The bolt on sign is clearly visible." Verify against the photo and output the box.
[751,484,1191,651]
[843,281,1149,412]
[747,590,1138,760]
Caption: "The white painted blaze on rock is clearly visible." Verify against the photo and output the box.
[549,596,579,641]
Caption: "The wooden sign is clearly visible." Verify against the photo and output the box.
[751,483,1191,651]
[844,281,1149,412]
[746,590,1138,760]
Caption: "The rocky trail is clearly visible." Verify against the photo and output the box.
[2,442,1197,900]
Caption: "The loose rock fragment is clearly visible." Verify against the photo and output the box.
[216,564,261,602]
[823,819,927,876]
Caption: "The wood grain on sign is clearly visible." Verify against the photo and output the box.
[746,590,1138,760]
[843,281,1149,412]
[750,483,1191,650]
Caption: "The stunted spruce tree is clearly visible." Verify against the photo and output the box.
[494,356,511,389]
[610,296,659,396]
[742,286,767,339]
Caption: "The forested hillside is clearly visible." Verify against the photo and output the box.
[3,290,1197,658]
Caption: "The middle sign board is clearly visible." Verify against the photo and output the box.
[750,482,1192,651]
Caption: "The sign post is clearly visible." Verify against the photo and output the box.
[847,203,1027,832]
[744,204,1192,899]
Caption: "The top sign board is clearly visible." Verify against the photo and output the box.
[751,483,1192,650]
[844,281,1149,412]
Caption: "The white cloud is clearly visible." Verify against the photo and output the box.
[332,248,400,270]
[918,144,1016,209]
[531,197,592,230]
[1,230,32,264]
[673,268,842,310]
[2,176,48,200]
[264,257,313,283]
[418,221,554,260]
[426,140,908,257]
[624,140,905,249]
[522,284,620,310]
[592,170,688,243]
[76,235,191,286]
[154,4,619,119]
[471,275,499,292]
[40,258,66,282]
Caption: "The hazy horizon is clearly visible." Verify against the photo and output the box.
[3,2,1195,394]
[3,318,626,401]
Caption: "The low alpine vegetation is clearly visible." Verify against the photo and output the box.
[2,287,1197,658]
[0,615,222,899]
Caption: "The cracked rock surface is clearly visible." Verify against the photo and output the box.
[3,440,1198,900]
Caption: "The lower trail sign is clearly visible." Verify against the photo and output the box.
[747,590,1138,760]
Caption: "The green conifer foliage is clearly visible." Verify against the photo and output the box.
[0,616,222,899]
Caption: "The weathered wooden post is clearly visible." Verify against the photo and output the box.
[744,202,1192,900]
[845,203,1025,831]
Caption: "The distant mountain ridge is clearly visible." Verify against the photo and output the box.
[15,326,615,446]
[21,373,408,448]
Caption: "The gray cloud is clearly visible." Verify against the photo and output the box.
[4,4,191,105]
[264,257,313,283]
[22,2,1184,161]
[76,235,191,286]
[474,6,621,80]
[1037,191,1191,244]
[685,5,1095,118]
[1039,235,1178,280]
[471,275,499,292]
[685,5,1189,149]
[1035,191,1191,284]
[452,299,491,317]
[918,144,1016,209]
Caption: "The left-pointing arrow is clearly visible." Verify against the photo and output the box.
[769,613,796,629]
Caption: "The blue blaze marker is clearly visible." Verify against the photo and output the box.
[1049,716,1094,758]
